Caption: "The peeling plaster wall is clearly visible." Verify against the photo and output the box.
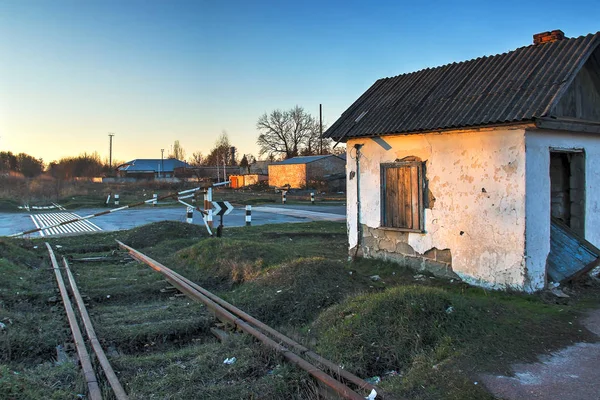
[347,128,528,290]
[525,129,600,290]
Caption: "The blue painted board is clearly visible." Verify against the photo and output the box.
[547,219,599,282]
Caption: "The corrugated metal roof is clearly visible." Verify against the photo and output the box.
[117,159,190,172]
[324,32,600,140]
[272,155,341,165]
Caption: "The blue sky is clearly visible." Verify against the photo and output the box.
[1,0,599,164]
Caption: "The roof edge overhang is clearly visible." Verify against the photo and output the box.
[534,117,600,134]
[339,121,536,141]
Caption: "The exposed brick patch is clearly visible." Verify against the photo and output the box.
[355,225,460,280]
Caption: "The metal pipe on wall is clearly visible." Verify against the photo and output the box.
[355,144,363,253]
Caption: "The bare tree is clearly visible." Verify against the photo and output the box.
[169,140,186,160]
[332,144,346,156]
[205,131,236,166]
[189,151,204,166]
[301,124,333,156]
[256,106,321,159]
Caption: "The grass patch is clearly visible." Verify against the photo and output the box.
[175,239,290,287]
[226,258,363,326]
[0,199,22,212]
[91,299,213,353]
[112,334,317,400]
[122,220,207,249]
[312,284,594,399]
[0,240,66,364]
[0,362,85,400]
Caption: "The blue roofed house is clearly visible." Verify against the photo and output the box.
[116,159,191,179]
[324,30,600,292]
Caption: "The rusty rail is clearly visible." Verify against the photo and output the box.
[63,257,129,400]
[156,254,378,394]
[117,240,371,400]
[45,243,102,400]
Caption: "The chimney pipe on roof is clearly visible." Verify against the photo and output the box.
[533,30,565,45]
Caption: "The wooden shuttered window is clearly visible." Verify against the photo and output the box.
[381,161,424,231]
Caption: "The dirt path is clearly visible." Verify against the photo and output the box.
[481,309,600,400]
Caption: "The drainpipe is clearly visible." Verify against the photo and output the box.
[354,144,363,256]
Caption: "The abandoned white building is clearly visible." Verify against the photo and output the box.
[324,30,600,292]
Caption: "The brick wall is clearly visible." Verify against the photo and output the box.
[268,164,307,188]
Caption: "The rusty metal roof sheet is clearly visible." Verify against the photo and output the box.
[324,32,600,140]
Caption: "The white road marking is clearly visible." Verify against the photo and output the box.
[29,215,45,237]
[30,212,103,237]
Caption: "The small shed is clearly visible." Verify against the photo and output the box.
[324,30,600,292]
[229,174,268,188]
[268,155,345,189]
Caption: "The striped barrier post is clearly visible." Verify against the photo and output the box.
[153,194,157,207]
[282,190,287,205]
[114,194,119,206]
[245,205,251,226]
[311,192,315,205]
[186,207,193,224]
[204,188,213,228]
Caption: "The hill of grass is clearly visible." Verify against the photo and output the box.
[1,221,598,399]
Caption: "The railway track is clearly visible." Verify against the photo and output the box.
[46,243,129,400]
[45,239,393,399]
[117,241,388,400]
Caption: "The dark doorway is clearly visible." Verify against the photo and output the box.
[550,150,585,236]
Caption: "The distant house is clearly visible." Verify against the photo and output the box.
[251,160,271,175]
[324,30,600,292]
[268,155,346,189]
[116,159,190,179]
[229,174,269,188]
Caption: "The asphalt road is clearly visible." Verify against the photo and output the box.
[0,204,346,238]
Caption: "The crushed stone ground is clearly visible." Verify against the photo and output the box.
[481,308,600,400]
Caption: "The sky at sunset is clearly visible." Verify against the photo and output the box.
[1,0,599,165]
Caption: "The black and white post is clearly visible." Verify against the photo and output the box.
[153,194,157,207]
[186,207,193,224]
[311,192,315,205]
[114,194,120,206]
[245,205,251,226]
[282,190,287,205]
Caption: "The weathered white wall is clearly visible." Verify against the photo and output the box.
[347,127,530,290]
[525,129,600,289]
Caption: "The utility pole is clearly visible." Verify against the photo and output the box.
[319,104,323,155]
[161,149,164,178]
[108,133,115,168]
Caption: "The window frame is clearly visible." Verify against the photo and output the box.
[380,161,425,233]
